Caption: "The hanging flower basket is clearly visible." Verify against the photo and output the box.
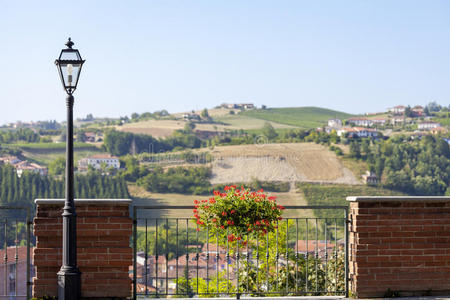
[193,185,285,243]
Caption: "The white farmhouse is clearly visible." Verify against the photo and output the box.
[346,117,374,127]
[328,119,343,128]
[337,127,379,138]
[78,154,120,171]
[418,122,441,130]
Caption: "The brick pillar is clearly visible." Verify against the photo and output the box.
[348,196,450,298]
[33,199,132,299]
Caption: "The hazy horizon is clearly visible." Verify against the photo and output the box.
[1,1,449,124]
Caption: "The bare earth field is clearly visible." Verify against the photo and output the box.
[209,143,360,185]
[129,184,314,218]
[116,120,184,138]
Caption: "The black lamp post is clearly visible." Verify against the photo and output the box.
[55,38,85,300]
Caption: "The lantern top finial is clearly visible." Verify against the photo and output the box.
[65,38,74,49]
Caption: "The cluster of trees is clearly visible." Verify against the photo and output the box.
[130,110,170,121]
[0,128,41,144]
[137,166,211,194]
[104,130,203,156]
[208,125,340,148]
[0,164,129,211]
[349,135,450,195]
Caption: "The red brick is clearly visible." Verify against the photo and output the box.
[33,202,132,299]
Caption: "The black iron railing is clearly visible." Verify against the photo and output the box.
[132,205,348,299]
[0,206,32,300]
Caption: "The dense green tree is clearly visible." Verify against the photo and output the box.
[262,122,278,140]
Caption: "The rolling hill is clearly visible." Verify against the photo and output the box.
[240,106,354,128]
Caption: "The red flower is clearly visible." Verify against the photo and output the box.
[227,220,234,225]
[224,186,230,191]
[237,236,241,240]
[222,212,227,216]
[259,188,264,192]
[255,221,261,225]
[230,210,235,214]
[214,190,219,196]
[268,196,276,200]
[221,225,225,229]
[194,200,199,204]
[278,217,283,220]
[196,227,200,231]
[209,198,216,204]
[193,209,197,213]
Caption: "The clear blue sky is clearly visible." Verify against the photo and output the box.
[1,0,449,123]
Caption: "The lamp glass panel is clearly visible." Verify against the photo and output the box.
[59,50,81,61]
[60,63,81,88]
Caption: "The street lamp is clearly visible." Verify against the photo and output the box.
[55,38,85,300]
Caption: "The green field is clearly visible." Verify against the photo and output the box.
[240,107,354,128]
[4,142,104,166]
[297,183,408,219]
[5,142,98,151]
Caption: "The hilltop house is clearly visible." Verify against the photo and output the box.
[418,121,441,130]
[371,118,387,126]
[388,105,406,115]
[0,156,21,165]
[362,171,378,185]
[0,156,47,176]
[337,127,379,138]
[84,132,103,143]
[412,105,424,116]
[78,154,120,171]
[390,116,409,126]
[221,103,255,110]
[346,117,373,127]
[182,113,201,121]
[328,119,342,128]
[325,118,343,133]
[15,161,48,176]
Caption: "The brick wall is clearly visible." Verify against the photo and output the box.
[348,196,450,298]
[33,199,132,299]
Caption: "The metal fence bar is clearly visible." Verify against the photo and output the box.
[132,205,348,298]
[345,209,349,298]
[132,206,137,300]
[0,207,31,299]
[4,219,7,296]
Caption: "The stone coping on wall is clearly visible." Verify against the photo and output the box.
[35,198,132,205]
[347,196,450,202]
